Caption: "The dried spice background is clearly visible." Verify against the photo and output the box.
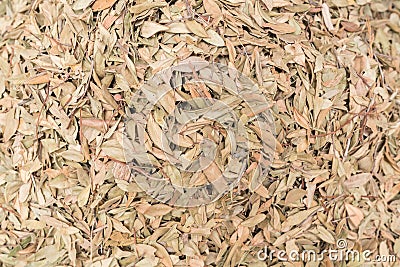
[0,0,399,266]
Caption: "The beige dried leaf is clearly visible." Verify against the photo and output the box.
[26,73,50,85]
[92,0,118,11]
[77,186,91,207]
[60,149,85,162]
[203,0,221,17]
[73,0,95,10]
[343,173,372,189]
[166,22,191,34]
[282,206,321,228]
[19,181,32,203]
[285,189,306,205]
[265,23,296,34]
[152,242,173,267]
[141,21,169,38]
[129,1,167,14]
[316,225,335,244]
[241,214,266,227]
[101,139,126,162]
[144,204,173,217]
[385,183,400,202]
[3,107,18,142]
[111,217,131,234]
[322,3,335,31]
[345,203,364,228]
[147,113,173,155]
[293,108,310,129]
[185,20,209,38]
[203,29,225,47]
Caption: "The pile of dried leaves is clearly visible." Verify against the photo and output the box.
[0,0,399,266]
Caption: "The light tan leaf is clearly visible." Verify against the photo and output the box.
[60,149,85,162]
[144,204,173,217]
[111,217,131,234]
[241,214,266,227]
[285,189,306,205]
[73,0,95,10]
[203,0,221,17]
[90,82,119,111]
[265,23,296,34]
[322,3,334,31]
[203,161,222,183]
[3,107,18,142]
[141,21,169,38]
[282,206,321,228]
[19,180,32,203]
[77,186,91,207]
[261,0,273,10]
[345,203,364,228]
[343,173,372,189]
[293,108,310,129]
[203,29,225,47]
[285,44,305,66]
[152,242,173,267]
[185,20,208,38]
[166,22,191,34]
[385,183,400,202]
[26,73,50,85]
[23,220,46,230]
[147,114,173,155]
[92,0,118,11]
[129,1,167,14]
[158,90,175,114]
[101,139,126,162]
[317,225,335,244]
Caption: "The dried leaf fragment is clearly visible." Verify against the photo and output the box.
[73,0,95,10]
[92,0,118,11]
[203,29,225,47]
[282,206,321,228]
[26,73,50,85]
[203,0,221,17]
[144,204,173,217]
[345,203,364,228]
[129,1,167,14]
[185,20,208,38]
[241,214,266,227]
[141,21,169,38]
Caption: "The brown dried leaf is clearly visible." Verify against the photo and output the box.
[241,214,266,227]
[282,206,321,228]
[322,3,334,31]
[345,203,364,228]
[141,21,169,38]
[26,73,50,85]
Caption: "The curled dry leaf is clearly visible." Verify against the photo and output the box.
[141,21,169,38]
[92,0,118,11]
[185,20,209,38]
[203,29,225,47]
[322,3,335,31]
[345,203,364,228]
[1,0,399,265]
[203,0,222,17]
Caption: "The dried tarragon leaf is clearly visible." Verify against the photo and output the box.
[0,0,399,265]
